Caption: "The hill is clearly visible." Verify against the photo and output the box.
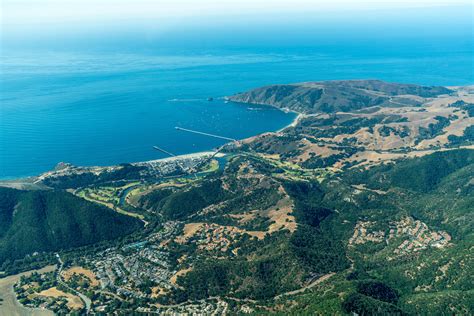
[228,80,453,114]
[0,188,143,264]
[232,81,473,170]
[347,148,474,193]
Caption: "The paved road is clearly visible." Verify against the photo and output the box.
[273,273,335,300]
[55,254,92,314]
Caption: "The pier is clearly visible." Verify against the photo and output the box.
[153,145,177,157]
[175,127,237,142]
[152,127,236,175]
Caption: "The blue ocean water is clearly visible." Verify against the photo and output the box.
[1,46,473,178]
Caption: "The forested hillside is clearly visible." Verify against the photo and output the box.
[0,188,143,264]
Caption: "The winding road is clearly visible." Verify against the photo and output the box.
[55,254,91,314]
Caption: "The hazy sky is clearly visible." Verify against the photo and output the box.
[2,0,472,52]
[3,0,472,24]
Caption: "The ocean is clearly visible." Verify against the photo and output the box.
[1,45,473,178]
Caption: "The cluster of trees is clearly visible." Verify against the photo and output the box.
[417,115,451,142]
[448,125,474,146]
[42,163,146,189]
[342,292,404,315]
[0,187,143,264]
[14,271,81,315]
[343,273,403,314]
[347,149,474,193]
[137,187,175,212]
[284,181,350,272]
[168,237,304,302]
[449,100,474,117]
[342,270,404,315]
[152,179,228,220]
[16,271,57,294]
[378,125,410,138]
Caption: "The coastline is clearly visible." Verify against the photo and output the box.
[1,100,295,182]
[0,151,225,187]
[134,151,225,165]
[277,111,303,132]
[224,97,301,133]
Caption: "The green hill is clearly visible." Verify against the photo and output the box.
[0,188,143,264]
[348,149,474,193]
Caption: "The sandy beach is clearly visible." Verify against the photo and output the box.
[136,151,224,164]
[278,112,303,132]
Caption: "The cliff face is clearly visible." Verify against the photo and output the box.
[228,80,453,114]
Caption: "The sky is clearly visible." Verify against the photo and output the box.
[1,0,472,52]
[2,0,472,24]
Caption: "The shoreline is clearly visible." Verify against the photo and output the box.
[0,151,226,187]
[277,111,303,132]
[1,100,295,182]
[224,98,302,133]
[134,151,225,165]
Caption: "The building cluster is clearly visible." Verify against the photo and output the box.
[391,217,451,254]
[137,299,229,314]
[37,154,213,183]
[84,222,180,299]
[75,220,237,313]
[14,271,82,314]
[135,154,213,177]
[194,223,244,253]
[348,221,385,245]
[349,217,451,255]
